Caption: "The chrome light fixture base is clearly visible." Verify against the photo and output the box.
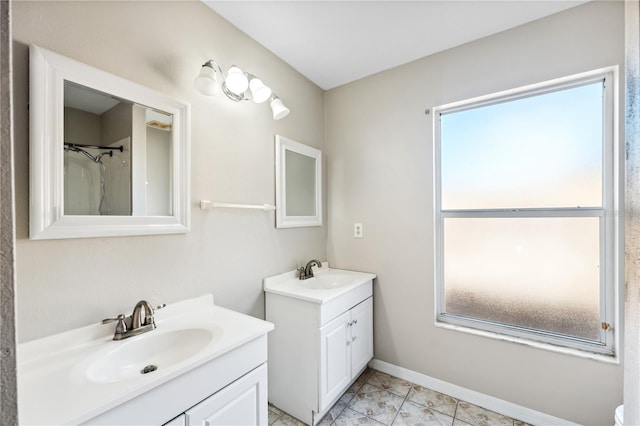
[221,82,246,102]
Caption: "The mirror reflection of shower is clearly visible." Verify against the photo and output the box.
[64,80,134,216]
[63,143,124,215]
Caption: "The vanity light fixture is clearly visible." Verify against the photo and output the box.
[194,60,290,120]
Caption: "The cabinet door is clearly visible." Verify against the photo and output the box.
[319,310,351,411]
[185,364,268,426]
[350,297,373,375]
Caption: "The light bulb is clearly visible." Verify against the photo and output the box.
[193,63,220,96]
[225,66,249,95]
[249,78,272,103]
[270,97,290,120]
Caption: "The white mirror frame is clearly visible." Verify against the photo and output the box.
[29,45,190,239]
[275,135,322,228]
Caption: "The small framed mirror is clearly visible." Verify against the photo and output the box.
[275,135,322,228]
[29,45,190,239]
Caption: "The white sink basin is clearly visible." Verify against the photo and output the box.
[299,274,353,290]
[264,264,376,305]
[86,328,215,384]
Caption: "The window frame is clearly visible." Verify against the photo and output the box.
[433,67,620,358]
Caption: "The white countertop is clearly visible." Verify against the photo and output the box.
[263,262,376,304]
[17,294,273,425]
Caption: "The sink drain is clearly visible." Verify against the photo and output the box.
[141,364,158,375]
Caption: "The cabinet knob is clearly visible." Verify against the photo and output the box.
[346,340,350,346]
[354,319,358,325]
[352,336,357,341]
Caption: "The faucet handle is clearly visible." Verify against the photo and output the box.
[101,314,128,334]
[101,314,125,324]
[297,267,306,279]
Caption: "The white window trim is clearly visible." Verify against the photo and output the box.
[432,67,621,360]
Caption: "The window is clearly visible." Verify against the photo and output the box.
[433,68,619,356]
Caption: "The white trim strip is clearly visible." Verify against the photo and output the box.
[441,208,604,218]
[433,66,616,116]
[368,359,581,426]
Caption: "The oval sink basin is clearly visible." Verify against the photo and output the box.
[86,328,214,384]
[299,274,353,290]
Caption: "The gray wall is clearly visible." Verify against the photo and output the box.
[325,2,624,424]
[12,1,326,342]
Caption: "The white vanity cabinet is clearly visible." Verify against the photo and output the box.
[264,266,375,426]
[319,297,373,410]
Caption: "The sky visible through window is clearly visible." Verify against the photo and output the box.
[441,82,603,210]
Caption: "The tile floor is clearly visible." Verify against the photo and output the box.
[268,369,532,426]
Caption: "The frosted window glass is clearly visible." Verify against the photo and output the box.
[441,82,603,210]
[443,217,600,341]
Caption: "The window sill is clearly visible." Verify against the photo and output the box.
[435,320,620,365]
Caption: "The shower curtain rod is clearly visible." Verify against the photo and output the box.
[64,142,124,152]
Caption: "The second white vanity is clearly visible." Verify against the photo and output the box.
[264,263,376,425]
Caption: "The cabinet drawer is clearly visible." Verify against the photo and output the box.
[319,280,373,326]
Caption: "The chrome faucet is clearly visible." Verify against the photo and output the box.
[298,259,322,280]
[132,300,155,329]
[102,300,159,340]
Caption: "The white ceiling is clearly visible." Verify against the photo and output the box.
[203,0,589,90]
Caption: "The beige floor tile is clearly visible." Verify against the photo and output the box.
[339,388,358,407]
[406,385,458,417]
[341,369,374,405]
[367,371,412,398]
[349,384,404,425]
[454,402,514,426]
[343,380,365,404]
[334,407,386,426]
[268,370,523,426]
[393,400,454,426]
[453,419,474,426]
[269,409,282,425]
[271,412,307,426]
[319,399,349,424]
[351,368,375,390]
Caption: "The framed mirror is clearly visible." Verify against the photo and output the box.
[275,135,322,228]
[29,45,190,239]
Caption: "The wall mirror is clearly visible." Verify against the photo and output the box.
[275,135,322,228]
[29,45,190,239]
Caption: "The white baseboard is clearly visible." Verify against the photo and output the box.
[368,359,580,426]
